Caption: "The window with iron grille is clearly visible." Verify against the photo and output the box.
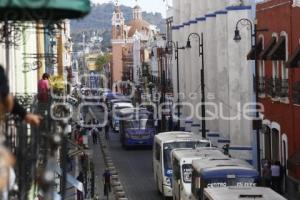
[292,82,300,105]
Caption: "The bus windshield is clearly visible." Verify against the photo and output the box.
[182,164,193,183]
[124,119,154,130]
[163,141,210,175]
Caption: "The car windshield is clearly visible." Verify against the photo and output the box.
[182,164,193,183]
[163,141,210,173]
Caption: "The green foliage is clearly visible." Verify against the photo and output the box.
[96,53,111,72]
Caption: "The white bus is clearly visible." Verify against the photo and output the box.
[191,158,259,200]
[171,148,227,200]
[153,132,211,199]
[203,187,286,200]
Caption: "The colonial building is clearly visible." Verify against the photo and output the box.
[0,20,71,94]
[169,0,257,164]
[256,0,300,198]
[111,1,159,91]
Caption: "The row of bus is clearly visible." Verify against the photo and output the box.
[105,92,156,149]
[152,131,286,200]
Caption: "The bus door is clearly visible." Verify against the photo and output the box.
[153,141,163,193]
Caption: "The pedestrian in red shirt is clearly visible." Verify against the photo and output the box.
[38,73,50,103]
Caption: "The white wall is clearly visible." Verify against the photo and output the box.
[171,0,255,162]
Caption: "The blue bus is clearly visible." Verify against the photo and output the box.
[191,158,259,200]
[118,108,156,148]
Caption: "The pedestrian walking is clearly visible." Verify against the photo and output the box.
[105,122,110,140]
[262,160,272,187]
[102,168,112,197]
[271,160,282,193]
[92,127,98,144]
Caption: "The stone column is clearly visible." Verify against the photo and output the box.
[204,0,219,135]
[226,3,254,162]
[215,0,230,146]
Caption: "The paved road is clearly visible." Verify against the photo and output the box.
[108,131,161,200]
[87,106,161,200]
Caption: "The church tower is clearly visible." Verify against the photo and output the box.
[111,0,126,90]
[112,0,125,39]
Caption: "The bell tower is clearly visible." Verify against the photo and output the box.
[112,0,125,39]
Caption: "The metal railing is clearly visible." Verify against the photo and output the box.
[265,77,289,98]
[2,93,71,200]
[292,81,300,105]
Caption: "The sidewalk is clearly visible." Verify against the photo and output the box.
[90,135,115,200]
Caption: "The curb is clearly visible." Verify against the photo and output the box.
[99,133,128,200]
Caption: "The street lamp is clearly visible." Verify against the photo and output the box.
[165,41,185,130]
[185,32,206,138]
[234,18,268,174]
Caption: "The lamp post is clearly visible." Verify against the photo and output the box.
[233,18,268,174]
[165,41,185,130]
[185,32,206,138]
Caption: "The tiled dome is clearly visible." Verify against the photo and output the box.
[128,19,150,37]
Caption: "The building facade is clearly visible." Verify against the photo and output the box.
[169,0,257,164]
[111,1,159,91]
[256,0,300,198]
[0,20,72,94]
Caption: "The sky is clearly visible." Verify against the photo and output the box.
[91,0,168,17]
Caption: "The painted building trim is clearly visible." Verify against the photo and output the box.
[229,146,253,151]
[215,10,228,15]
[205,13,216,18]
[226,5,252,11]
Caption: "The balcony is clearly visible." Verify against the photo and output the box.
[265,77,275,98]
[256,77,266,95]
[265,77,289,99]
[292,81,300,105]
[274,78,289,98]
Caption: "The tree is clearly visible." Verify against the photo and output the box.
[95,53,111,72]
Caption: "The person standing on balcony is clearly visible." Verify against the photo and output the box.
[0,65,41,125]
[37,73,50,103]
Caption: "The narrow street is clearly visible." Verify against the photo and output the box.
[108,132,160,200]
[87,105,161,200]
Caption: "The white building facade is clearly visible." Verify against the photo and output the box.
[170,0,258,165]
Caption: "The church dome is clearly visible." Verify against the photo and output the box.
[128,19,150,37]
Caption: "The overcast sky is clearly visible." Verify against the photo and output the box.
[91,0,168,17]
[91,0,264,18]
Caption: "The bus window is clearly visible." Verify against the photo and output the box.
[182,164,192,183]
[155,143,161,161]
[163,141,210,174]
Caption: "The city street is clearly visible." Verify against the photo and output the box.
[87,105,161,200]
[1,0,299,199]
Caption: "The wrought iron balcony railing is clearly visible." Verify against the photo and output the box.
[265,77,275,98]
[292,81,300,105]
[256,76,266,95]
[265,77,289,99]
[274,78,289,98]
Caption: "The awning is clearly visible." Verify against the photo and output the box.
[0,0,91,21]
[286,45,300,68]
[259,37,277,60]
[267,36,286,60]
[247,38,263,60]
[287,149,300,170]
